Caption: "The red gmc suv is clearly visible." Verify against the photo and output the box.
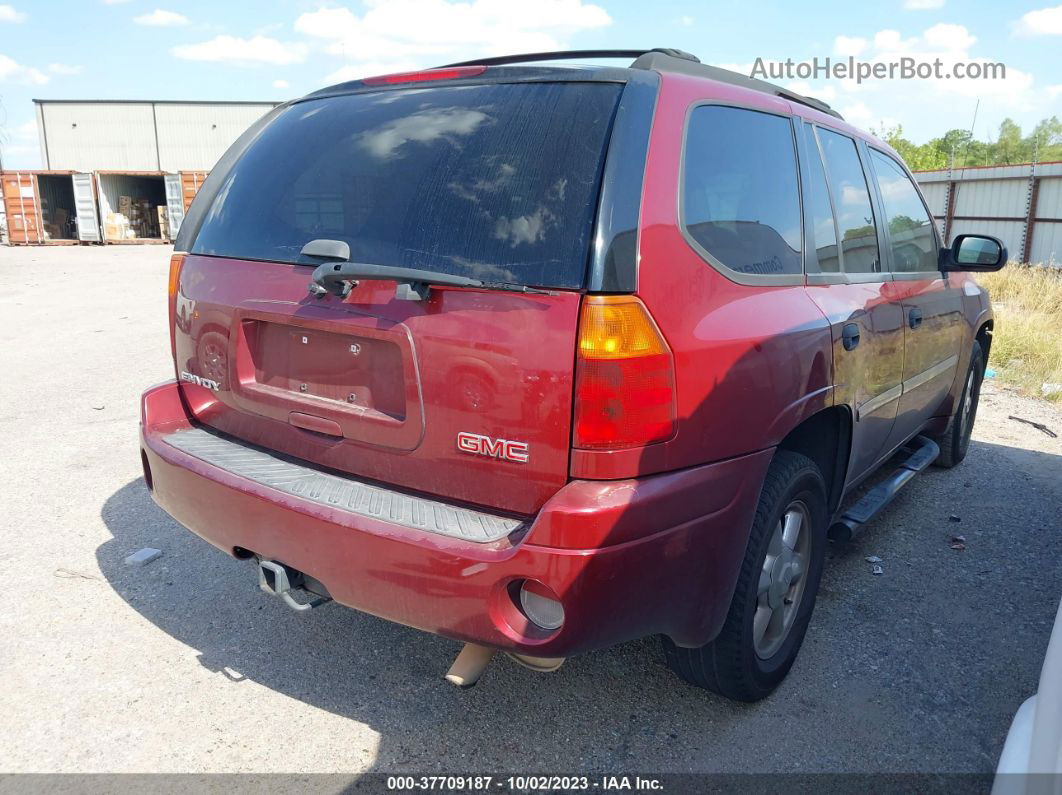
[140,48,1006,702]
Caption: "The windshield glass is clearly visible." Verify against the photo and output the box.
[189,81,623,288]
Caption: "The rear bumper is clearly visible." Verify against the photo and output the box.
[141,380,771,657]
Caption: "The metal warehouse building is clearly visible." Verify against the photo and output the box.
[2,99,279,245]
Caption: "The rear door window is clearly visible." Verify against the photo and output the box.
[815,127,881,275]
[190,82,623,288]
[803,123,840,273]
[868,149,939,273]
[681,105,802,278]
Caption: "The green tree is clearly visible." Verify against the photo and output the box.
[865,116,1062,170]
[1027,117,1062,162]
[994,119,1024,165]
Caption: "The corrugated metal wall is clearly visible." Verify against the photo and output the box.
[915,162,1062,265]
[36,101,279,173]
[39,104,159,171]
[154,104,276,171]
[919,181,949,217]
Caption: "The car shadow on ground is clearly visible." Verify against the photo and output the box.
[96,435,1062,773]
[97,478,752,772]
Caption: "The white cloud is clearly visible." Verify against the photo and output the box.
[294,0,611,82]
[761,22,1054,144]
[834,35,868,56]
[1013,5,1062,35]
[48,63,82,75]
[172,35,307,66]
[14,119,37,139]
[0,4,25,22]
[786,81,837,102]
[903,0,945,9]
[678,15,694,27]
[838,101,898,131]
[0,54,47,84]
[272,79,290,89]
[134,9,189,27]
[872,29,915,51]
[922,22,976,51]
[358,108,489,158]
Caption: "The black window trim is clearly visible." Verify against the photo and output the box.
[865,144,946,281]
[677,99,806,287]
[798,120,845,278]
[588,69,659,293]
[804,122,891,286]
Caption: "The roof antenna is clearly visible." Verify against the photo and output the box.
[957,98,979,179]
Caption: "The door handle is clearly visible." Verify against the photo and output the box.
[908,308,923,329]
[842,323,861,351]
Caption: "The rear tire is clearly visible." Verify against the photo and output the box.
[663,450,828,702]
[933,342,984,469]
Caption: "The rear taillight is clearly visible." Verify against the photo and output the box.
[167,253,185,359]
[573,295,676,450]
[361,66,487,86]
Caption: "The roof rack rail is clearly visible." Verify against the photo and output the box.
[629,51,843,120]
[440,48,700,69]
[438,48,842,122]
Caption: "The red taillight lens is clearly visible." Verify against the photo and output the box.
[573,296,676,450]
[362,66,487,86]
[167,253,185,359]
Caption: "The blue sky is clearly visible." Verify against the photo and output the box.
[1,0,1061,169]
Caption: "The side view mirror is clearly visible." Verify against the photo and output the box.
[940,234,1007,272]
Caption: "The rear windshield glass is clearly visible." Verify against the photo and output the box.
[190,82,623,288]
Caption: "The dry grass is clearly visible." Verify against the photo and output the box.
[977,264,1062,402]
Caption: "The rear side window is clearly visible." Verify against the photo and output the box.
[190,82,623,288]
[682,105,802,278]
[815,127,880,274]
[868,149,938,273]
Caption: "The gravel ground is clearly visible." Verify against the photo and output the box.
[1,245,1060,777]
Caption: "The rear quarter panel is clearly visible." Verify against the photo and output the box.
[572,73,834,480]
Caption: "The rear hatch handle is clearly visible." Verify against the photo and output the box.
[302,239,549,300]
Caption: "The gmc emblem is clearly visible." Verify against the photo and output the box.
[456,432,530,464]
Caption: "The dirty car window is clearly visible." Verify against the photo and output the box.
[190,82,622,288]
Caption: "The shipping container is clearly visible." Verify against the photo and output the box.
[94,171,188,243]
[1,170,100,244]
[180,171,208,212]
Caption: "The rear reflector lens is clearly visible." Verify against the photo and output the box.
[362,66,487,85]
[574,296,676,450]
[167,253,184,301]
[518,580,565,631]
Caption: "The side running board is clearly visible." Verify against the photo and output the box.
[828,435,940,543]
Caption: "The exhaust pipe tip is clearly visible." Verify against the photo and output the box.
[506,652,566,673]
[444,643,496,688]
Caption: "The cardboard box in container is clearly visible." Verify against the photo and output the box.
[157,206,170,241]
[104,211,130,242]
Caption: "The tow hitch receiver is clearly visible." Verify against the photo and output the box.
[257,559,332,613]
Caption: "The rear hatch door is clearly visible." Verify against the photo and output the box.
[174,79,623,515]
